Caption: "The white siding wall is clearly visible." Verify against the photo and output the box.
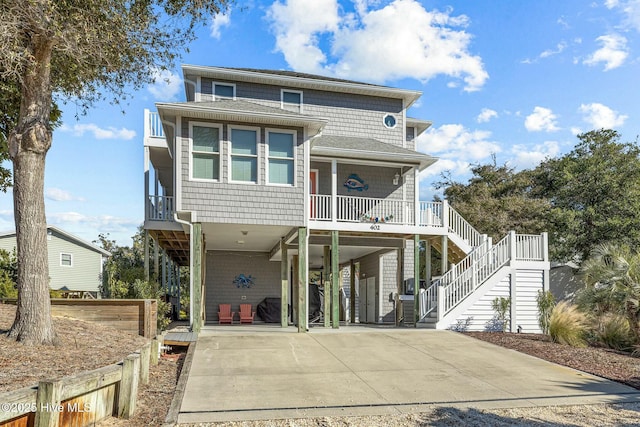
[0,231,103,293]
[515,269,544,333]
[453,275,511,332]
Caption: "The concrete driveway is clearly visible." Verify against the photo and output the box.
[177,326,640,423]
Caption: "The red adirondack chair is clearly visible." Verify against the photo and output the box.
[218,304,234,324]
[239,304,255,324]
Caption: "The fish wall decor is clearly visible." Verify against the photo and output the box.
[343,174,369,192]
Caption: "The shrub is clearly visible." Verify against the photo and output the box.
[537,290,556,335]
[593,314,634,351]
[0,271,17,299]
[549,301,588,347]
[491,297,511,332]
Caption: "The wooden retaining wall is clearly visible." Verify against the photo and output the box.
[0,339,160,427]
[1,299,157,338]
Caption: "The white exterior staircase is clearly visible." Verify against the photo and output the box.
[418,205,549,330]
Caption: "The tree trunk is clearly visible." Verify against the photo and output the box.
[7,34,56,345]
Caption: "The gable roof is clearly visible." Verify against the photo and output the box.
[0,226,111,257]
[310,135,438,171]
[181,65,423,108]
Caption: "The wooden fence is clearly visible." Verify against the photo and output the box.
[0,338,161,427]
[1,299,157,338]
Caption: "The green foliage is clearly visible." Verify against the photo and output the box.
[536,290,556,335]
[491,297,511,332]
[437,130,640,264]
[533,130,640,262]
[578,244,640,344]
[0,249,17,284]
[0,271,17,299]
[437,158,550,242]
[94,229,174,331]
[549,301,587,347]
[592,314,634,351]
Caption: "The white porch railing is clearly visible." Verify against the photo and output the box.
[448,207,484,248]
[309,194,415,224]
[144,110,164,139]
[419,232,547,323]
[147,195,174,221]
[418,201,443,227]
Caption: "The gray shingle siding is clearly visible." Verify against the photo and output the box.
[205,251,281,322]
[180,117,305,225]
[201,78,405,146]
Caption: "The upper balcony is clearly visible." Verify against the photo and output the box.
[144,110,165,145]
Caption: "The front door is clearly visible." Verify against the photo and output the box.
[366,277,376,323]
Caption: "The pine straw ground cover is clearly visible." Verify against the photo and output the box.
[0,304,185,426]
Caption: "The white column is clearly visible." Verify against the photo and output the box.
[144,146,150,221]
[414,167,420,226]
[331,159,338,222]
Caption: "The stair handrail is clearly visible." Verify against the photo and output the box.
[437,234,511,320]
[447,205,485,248]
[419,237,490,321]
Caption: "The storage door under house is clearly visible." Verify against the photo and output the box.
[358,277,376,323]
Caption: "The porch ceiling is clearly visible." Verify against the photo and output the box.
[149,146,174,196]
[149,228,190,266]
[202,223,294,253]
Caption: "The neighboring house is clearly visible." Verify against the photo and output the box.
[0,226,111,295]
[143,65,550,333]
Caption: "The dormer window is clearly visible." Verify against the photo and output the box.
[281,89,303,113]
[214,83,235,100]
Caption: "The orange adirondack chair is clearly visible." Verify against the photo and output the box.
[239,304,255,324]
[218,304,235,324]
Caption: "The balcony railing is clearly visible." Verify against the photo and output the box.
[144,110,164,139]
[147,195,174,221]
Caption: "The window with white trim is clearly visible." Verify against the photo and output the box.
[191,123,221,180]
[281,90,303,113]
[230,127,258,183]
[267,130,295,185]
[60,253,72,267]
[214,83,235,100]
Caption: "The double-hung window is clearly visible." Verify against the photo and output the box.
[281,90,303,113]
[230,127,258,183]
[214,83,235,100]
[191,123,221,181]
[60,253,72,267]
[267,130,295,185]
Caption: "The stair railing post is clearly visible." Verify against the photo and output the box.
[509,230,517,263]
[442,199,449,231]
[542,232,549,262]
[437,284,444,322]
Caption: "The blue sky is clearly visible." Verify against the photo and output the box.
[1,0,638,246]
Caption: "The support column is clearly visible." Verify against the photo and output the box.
[413,235,420,326]
[331,160,338,222]
[161,251,167,294]
[177,265,181,319]
[153,238,159,281]
[396,247,404,326]
[280,239,289,327]
[350,260,356,324]
[425,240,432,285]
[331,230,339,328]
[440,235,448,274]
[144,230,150,282]
[323,246,331,327]
[292,255,299,325]
[192,223,203,333]
[298,227,308,332]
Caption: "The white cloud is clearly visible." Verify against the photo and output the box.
[476,108,498,123]
[540,41,568,58]
[606,0,640,32]
[579,102,628,129]
[45,188,85,202]
[62,123,136,140]
[416,123,501,179]
[267,0,488,91]
[210,12,231,39]
[47,212,140,232]
[525,107,560,132]
[267,0,340,73]
[510,141,561,169]
[583,34,628,71]
[148,68,183,101]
